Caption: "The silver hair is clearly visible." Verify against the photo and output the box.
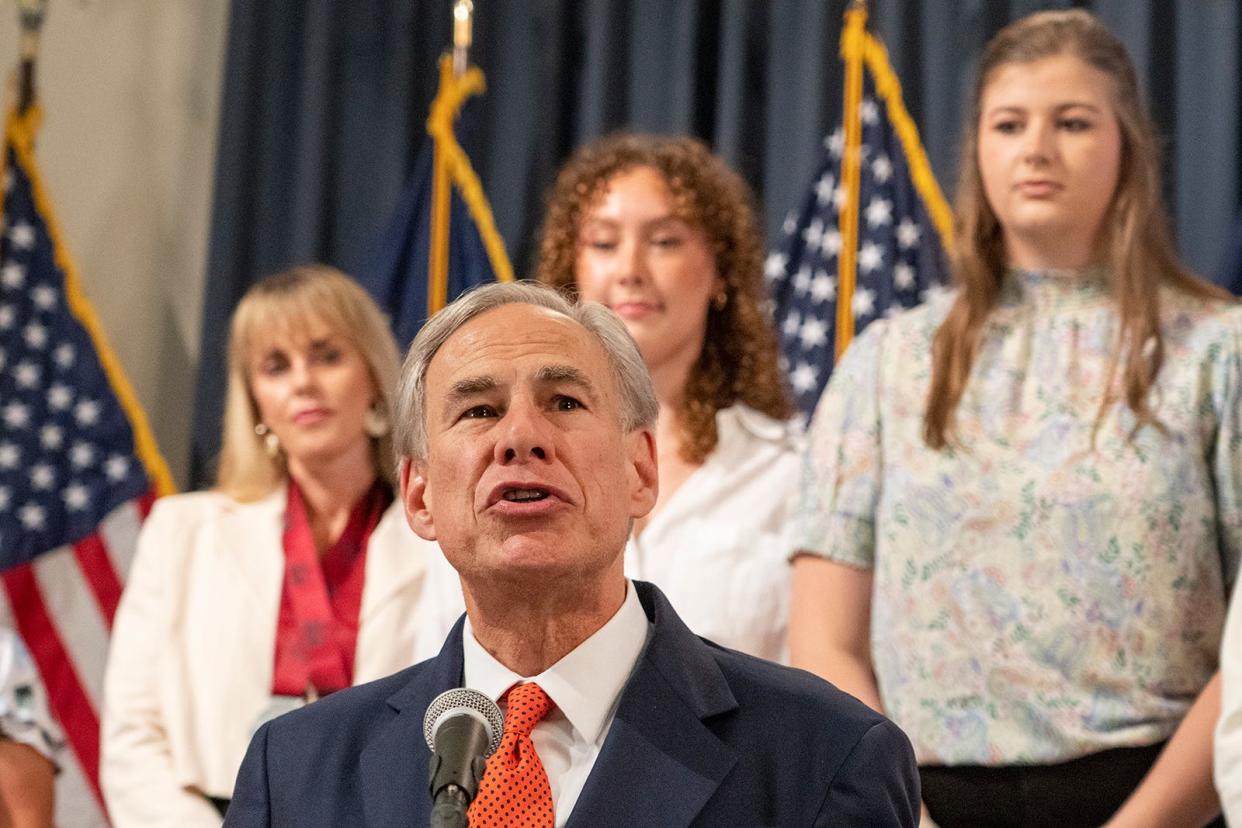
[394,281,659,463]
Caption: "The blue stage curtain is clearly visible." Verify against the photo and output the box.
[193,0,1242,484]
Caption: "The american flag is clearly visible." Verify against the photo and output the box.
[767,9,952,420]
[0,108,173,826]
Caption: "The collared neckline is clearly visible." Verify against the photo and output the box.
[462,579,649,747]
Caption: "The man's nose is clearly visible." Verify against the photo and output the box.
[495,401,554,464]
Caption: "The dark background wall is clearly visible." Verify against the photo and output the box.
[193,0,1242,484]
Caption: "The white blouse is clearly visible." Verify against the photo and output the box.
[625,405,801,663]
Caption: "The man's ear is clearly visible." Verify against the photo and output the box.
[399,457,437,541]
[625,428,659,520]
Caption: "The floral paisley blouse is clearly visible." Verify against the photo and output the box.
[797,267,1242,765]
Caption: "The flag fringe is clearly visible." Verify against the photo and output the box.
[426,56,514,312]
[861,33,955,255]
[2,106,176,498]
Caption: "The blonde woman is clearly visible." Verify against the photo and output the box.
[102,266,431,824]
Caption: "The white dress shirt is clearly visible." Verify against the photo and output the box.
[462,580,649,827]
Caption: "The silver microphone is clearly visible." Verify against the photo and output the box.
[423,688,504,828]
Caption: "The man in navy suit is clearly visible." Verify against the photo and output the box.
[225,282,919,826]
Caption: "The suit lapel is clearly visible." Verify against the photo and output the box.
[566,583,738,828]
[359,619,465,826]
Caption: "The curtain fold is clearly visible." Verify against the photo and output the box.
[192,0,1242,484]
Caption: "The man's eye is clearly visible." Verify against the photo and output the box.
[554,396,583,412]
[461,405,497,419]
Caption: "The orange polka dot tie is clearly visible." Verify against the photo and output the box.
[467,682,556,827]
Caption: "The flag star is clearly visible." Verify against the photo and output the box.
[872,154,893,183]
[853,286,877,318]
[896,218,922,250]
[833,185,849,213]
[18,503,45,530]
[815,174,836,205]
[53,343,75,368]
[858,241,884,273]
[31,285,57,309]
[894,262,916,290]
[71,443,96,468]
[861,98,879,125]
[63,483,90,512]
[793,266,813,296]
[14,360,39,389]
[0,443,19,469]
[40,424,64,450]
[3,402,30,429]
[801,218,825,249]
[0,305,14,330]
[29,464,55,491]
[764,251,788,281]
[864,197,893,229]
[799,317,829,349]
[782,311,802,337]
[8,222,35,250]
[790,362,819,394]
[105,455,131,481]
[75,399,102,426]
[810,270,837,303]
[781,211,797,236]
[23,323,47,350]
[920,283,953,305]
[47,384,73,411]
[1,262,25,289]
[825,127,845,158]
[820,229,843,258]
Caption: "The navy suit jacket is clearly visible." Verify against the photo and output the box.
[225,581,919,826]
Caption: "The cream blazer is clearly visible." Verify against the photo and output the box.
[101,486,430,827]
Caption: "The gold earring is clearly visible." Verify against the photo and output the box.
[713,289,728,311]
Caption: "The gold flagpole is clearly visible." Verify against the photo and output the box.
[429,0,475,315]
[834,0,867,358]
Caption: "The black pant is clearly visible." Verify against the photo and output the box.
[920,742,1223,827]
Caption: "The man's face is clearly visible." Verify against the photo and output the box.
[401,304,658,591]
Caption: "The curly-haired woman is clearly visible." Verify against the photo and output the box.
[535,133,799,663]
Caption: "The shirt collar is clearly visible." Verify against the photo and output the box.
[462,579,650,746]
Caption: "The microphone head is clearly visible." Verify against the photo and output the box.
[423,688,504,757]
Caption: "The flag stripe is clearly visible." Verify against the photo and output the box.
[72,533,123,628]
[101,496,144,590]
[1,564,105,807]
[31,547,110,709]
